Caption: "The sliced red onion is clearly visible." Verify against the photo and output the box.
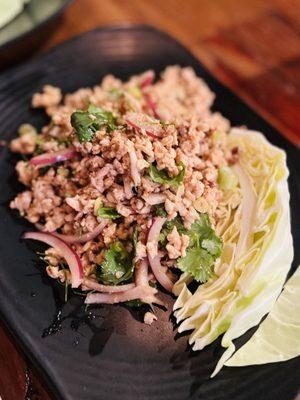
[148,255,174,293]
[140,70,155,88]
[29,148,78,167]
[126,139,141,186]
[134,259,163,305]
[83,279,135,293]
[125,112,162,139]
[52,221,108,244]
[138,71,160,119]
[23,231,83,288]
[147,217,174,292]
[142,91,161,120]
[142,193,165,205]
[135,259,149,287]
[85,284,160,305]
[147,217,167,253]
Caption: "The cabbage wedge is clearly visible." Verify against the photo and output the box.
[225,265,300,367]
[173,128,293,377]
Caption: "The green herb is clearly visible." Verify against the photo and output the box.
[158,216,187,245]
[21,154,29,162]
[95,205,121,220]
[177,214,223,283]
[71,104,116,143]
[72,288,91,297]
[97,241,134,285]
[56,136,73,146]
[177,247,214,283]
[148,162,185,187]
[186,214,221,249]
[153,204,167,217]
[158,213,222,283]
[124,299,144,308]
[201,237,223,256]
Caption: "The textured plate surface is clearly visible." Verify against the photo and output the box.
[0,25,299,400]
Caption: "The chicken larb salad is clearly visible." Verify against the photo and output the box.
[10,66,295,375]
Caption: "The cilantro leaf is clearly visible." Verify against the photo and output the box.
[201,237,223,256]
[124,299,144,308]
[161,213,224,283]
[71,104,116,143]
[98,241,134,285]
[95,204,121,220]
[149,162,185,187]
[159,216,186,244]
[188,214,214,247]
[87,104,116,132]
[177,247,214,283]
[153,204,167,217]
[70,110,95,142]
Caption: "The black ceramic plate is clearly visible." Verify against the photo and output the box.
[0,25,299,400]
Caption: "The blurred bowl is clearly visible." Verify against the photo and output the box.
[0,0,73,70]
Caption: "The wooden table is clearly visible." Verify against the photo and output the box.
[1,0,299,398]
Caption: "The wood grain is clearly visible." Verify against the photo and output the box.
[1,0,299,399]
[40,0,300,146]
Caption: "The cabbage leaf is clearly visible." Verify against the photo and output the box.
[173,128,293,377]
[225,265,300,367]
